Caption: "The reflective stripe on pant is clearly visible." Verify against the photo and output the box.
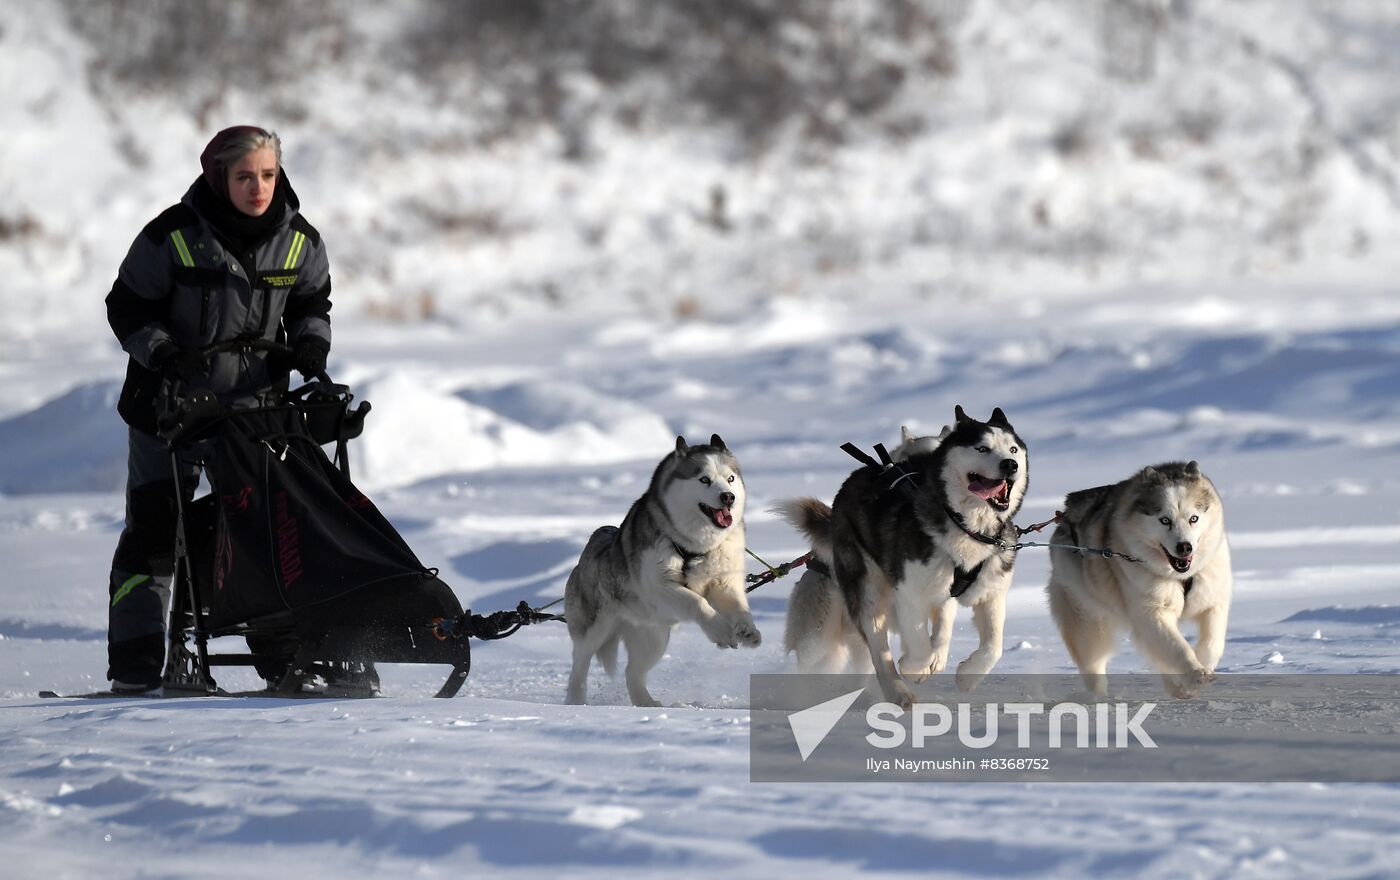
[107,427,205,683]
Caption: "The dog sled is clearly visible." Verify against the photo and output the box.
[144,338,556,699]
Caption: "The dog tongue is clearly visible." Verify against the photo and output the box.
[968,477,1007,500]
[713,507,733,528]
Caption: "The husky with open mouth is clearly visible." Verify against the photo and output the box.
[778,407,1028,706]
[1046,461,1232,699]
[565,435,759,706]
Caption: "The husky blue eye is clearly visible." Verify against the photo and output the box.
[1159,516,1171,526]
[700,476,711,485]
[727,475,735,483]
[1189,515,1199,524]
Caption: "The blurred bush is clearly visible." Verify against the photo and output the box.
[70,0,959,154]
[67,1,347,125]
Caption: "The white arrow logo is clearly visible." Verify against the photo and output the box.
[788,688,865,761]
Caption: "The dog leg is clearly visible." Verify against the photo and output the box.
[920,598,957,677]
[1127,604,1214,699]
[846,631,875,675]
[705,580,762,648]
[1193,604,1228,673]
[792,577,849,673]
[955,590,1005,693]
[860,613,915,709]
[895,588,936,683]
[796,632,849,674]
[566,619,617,705]
[621,623,671,708]
[650,582,738,648]
[1047,577,1116,694]
[835,548,910,705]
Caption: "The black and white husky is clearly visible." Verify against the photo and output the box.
[564,435,760,706]
[779,408,1028,706]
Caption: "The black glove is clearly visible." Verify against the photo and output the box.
[153,343,207,383]
[293,336,330,379]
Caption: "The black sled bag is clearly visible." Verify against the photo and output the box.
[186,407,462,644]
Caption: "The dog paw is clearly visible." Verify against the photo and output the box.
[955,658,990,693]
[928,649,949,675]
[1164,668,1215,700]
[703,616,739,649]
[900,648,949,683]
[887,681,917,710]
[899,654,933,684]
[731,618,762,648]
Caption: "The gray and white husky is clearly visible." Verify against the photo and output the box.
[1046,461,1232,699]
[779,408,1028,706]
[565,434,760,706]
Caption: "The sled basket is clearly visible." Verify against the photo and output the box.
[164,400,473,697]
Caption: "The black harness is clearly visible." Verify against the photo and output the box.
[672,540,706,572]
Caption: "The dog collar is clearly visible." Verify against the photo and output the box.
[943,504,1014,551]
[671,540,705,566]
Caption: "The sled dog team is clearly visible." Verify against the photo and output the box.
[564,408,1233,707]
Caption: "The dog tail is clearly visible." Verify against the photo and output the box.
[772,497,834,564]
[596,631,621,677]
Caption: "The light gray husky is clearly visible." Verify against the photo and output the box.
[565,435,760,706]
[779,408,1028,707]
[1046,461,1232,699]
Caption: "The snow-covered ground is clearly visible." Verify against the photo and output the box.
[4,1,1400,877]
[4,284,1400,878]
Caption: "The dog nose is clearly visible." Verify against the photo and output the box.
[720,492,736,508]
[999,458,1018,476]
[1176,541,1193,557]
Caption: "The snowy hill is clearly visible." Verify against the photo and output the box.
[6,0,1400,345]
[2,2,1399,878]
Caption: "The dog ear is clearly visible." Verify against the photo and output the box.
[954,405,968,423]
[989,407,1009,427]
[674,436,689,458]
[1185,460,1201,477]
[1141,465,1162,484]
[900,425,913,443]
[710,433,728,451]
[937,425,952,440]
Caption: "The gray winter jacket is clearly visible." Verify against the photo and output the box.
[107,175,331,434]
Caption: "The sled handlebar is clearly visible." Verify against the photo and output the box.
[157,337,368,445]
[199,337,332,385]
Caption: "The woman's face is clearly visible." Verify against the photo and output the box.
[226,147,279,217]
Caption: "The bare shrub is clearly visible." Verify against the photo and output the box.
[0,214,41,240]
[67,1,348,116]
[1052,116,1095,158]
[406,0,960,153]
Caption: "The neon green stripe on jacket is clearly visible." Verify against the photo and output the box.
[283,231,306,270]
[170,230,195,267]
[111,573,150,607]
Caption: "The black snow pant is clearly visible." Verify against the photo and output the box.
[107,427,205,686]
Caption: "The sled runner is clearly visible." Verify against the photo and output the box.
[149,338,557,699]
